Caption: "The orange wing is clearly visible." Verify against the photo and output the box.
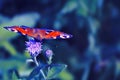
[4,26,72,41]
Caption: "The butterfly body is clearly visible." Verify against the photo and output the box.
[4,26,72,40]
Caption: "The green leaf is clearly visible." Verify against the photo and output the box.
[2,41,17,55]
[46,64,67,79]
[27,66,41,80]
[58,70,74,80]
[12,72,18,80]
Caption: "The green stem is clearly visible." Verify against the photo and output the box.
[33,57,46,80]
[34,57,39,66]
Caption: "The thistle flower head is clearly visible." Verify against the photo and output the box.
[26,39,42,57]
[46,49,53,58]
[45,49,53,64]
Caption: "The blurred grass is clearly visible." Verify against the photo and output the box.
[0,26,17,55]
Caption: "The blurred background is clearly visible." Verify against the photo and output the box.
[0,0,120,80]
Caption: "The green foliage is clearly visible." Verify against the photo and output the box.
[27,64,67,80]
[46,64,67,79]
[0,27,17,55]
[2,41,17,55]
[27,66,41,79]
[58,70,74,80]
[12,72,18,80]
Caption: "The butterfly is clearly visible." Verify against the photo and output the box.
[4,25,72,41]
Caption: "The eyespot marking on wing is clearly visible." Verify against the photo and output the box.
[8,28,18,33]
[45,30,54,35]
[59,33,73,39]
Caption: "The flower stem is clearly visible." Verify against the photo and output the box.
[34,57,39,66]
[33,57,46,80]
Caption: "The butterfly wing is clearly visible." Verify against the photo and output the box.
[4,25,30,35]
[26,28,72,40]
[4,26,72,41]
[43,29,72,39]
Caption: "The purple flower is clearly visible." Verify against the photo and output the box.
[46,49,53,59]
[26,39,42,57]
